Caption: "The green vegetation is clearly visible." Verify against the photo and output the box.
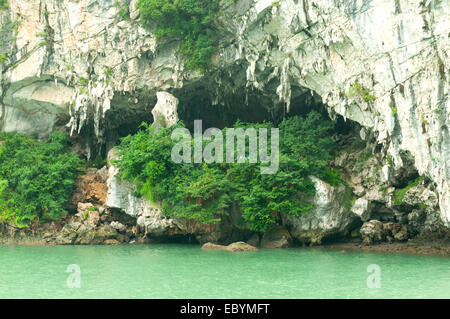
[115,0,130,20]
[136,0,225,72]
[421,115,428,125]
[342,187,356,211]
[393,176,424,206]
[419,202,428,211]
[386,154,393,166]
[104,66,113,77]
[11,18,20,35]
[390,104,397,116]
[79,77,89,86]
[37,7,54,50]
[0,0,8,10]
[358,151,372,163]
[84,205,99,220]
[0,52,6,64]
[116,111,338,232]
[347,81,376,102]
[0,132,83,227]
[86,157,107,169]
[36,29,50,47]
[88,206,99,212]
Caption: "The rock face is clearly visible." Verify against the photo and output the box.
[282,177,360,245]
[360,220,386,244]
[106,148,179,237]
[152,92,180,129]
[351,199,372,222]
[1,78,73,138]
[72,167,109,205]
[360,220,411,244]
[0,0,449,241]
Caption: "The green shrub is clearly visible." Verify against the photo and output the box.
[0,0,8,10]
[0,52,6,64]
[391,106,397,115]
[115,0,130,20]
[342,187,356,211]
[136,0,223,72]
[0,132,84,227]
[393,176,424,206]
[116,111,338,232]
[347,81,376,102]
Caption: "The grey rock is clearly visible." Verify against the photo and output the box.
[351,198,372,222]
[394,230,409,242]
[1,78,72,138]
[261,226,291,248]
[282,177,360,245]
[360,220,385,244]
[110,221,126,232]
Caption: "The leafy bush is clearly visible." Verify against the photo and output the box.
[0,52,7,64]
[116,112,338,232]
[347,81,375,102]
[136,0,222,72]
[0,132,83,227]
[393,176,424,206]
[115,0,130,20]
[0,0,8,10]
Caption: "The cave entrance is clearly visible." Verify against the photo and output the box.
[173,81,360,142]
[173,82,337,132]
[175,84,276,132]
[90,76,363,161]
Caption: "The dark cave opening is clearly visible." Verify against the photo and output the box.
[87,80,363,164]
[173,83,362,152]
[175,84,277,132]
[174,82,350,132]
[146,234,200,245]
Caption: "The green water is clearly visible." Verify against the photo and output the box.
[0,244,448,298]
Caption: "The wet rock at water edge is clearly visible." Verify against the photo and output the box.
[260,226,292,248]
[227,242,259,252]
[202,242,258,252]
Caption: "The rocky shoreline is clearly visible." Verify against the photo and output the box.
[323,240,450,257]
[2,219,448,258]
[1,235,448,258]
[1,145,449,258]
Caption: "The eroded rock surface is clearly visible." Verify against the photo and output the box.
[282,176,360,245]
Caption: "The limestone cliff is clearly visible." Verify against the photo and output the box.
[0,0,449,237]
